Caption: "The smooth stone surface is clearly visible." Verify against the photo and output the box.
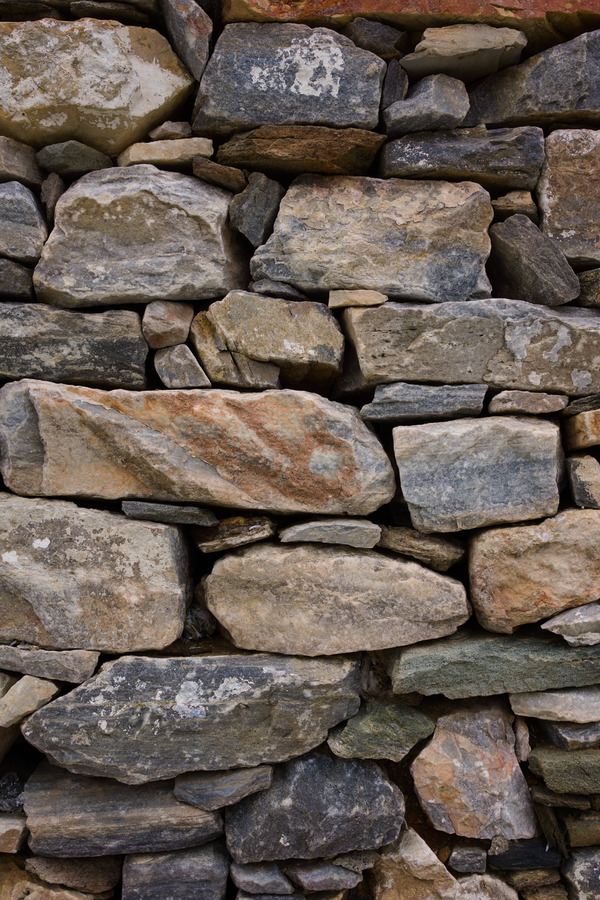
[579,268,600,308]
[285,861,362,891]
[381,126,544,191]
[0,675,59,727]
[0,135,44,189]
[34,166,246,307]
[25,857,123,893]
[510,686,600,723]
[0,18,192,154]
[193,516,275,553]
[160,0,212,80]
[327,700,435,761]
[329,289,387,308]
[489,391,568,414]
[469,509,600,633]
[401,24,526,81]
[492,190,538,223]
[24,762,223,856]
[175,766,273,810]
[565,411,600,450]
[0,181,47,264]
[36,140,112,177]
[155,344,211,389]
[368,827,459,900]
[568,455,600,509]
[361,382,487,423]
[0,646,98,683]
[342,16,408,58]
[377,525,465,572]
[205,543,469,655]
[118,137,213,168]
[528,747,600,794]
[542,600,600,645]
[0,381,395,514]
[393,416,562,533]
[122,500,217,527]
[538,720,600,751]
[121,843,229,900]
[229,173,285,248]
[231,863,295,895]
[0,258,34,301]
[278,518,381,548]
[225,751,404,863]
[142,300,194,349]
[383,74,470,136]
[194,24,385,135]
[251,175,492,303]
[23,654,360,783]
[0,303,147,388]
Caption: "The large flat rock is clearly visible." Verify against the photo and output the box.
[204,543,470,655]
[0,494,189,653]
[22,654,360,783]
[0,380,393,514]
[250,175,492,302]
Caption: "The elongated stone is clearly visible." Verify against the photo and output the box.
[0,381,394,515]
[279,518,381,548]
[22,654,360,783]
[204,543,469,656]
[193,516,275,553]
[175,766,273,810]
[24,857,123,894]
[286,861,362,892]
[400,24,526,81]
[118,137,213,168]
[0,646,98,685]
[377,526,465,572]
[528,747,600,794]
[510,687,600,723]
[122,843,229,900]
[327,701,435,762]
[231,863,294,895]
[361,382,487,423]
[122,501,217,527]
[160,0,212,81]
[542,601,600,645]
[538,720,600,751]
[489,391,568,414]
[0,181,47,264]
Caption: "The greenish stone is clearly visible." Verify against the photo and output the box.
[563,812,600,847]
[528,747,600,794]
[327,701,435,762]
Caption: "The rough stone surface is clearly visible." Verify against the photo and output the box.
[566,411,600,450]
[448,845,487,875]
[0,813,27,853]
[118,137,213,168]
[538,720,600,751]
[279,518,381,548]
[40,172,65,227]
[205,543,469,655]
[0,380,394,514]
[149,121,192,140]
[251,175,492,302]
[225,751,404,863]
[401,24,526,81]
[23,654,360,783]
[0,135,44,188]
[121,843,229,900]
[0,493,189,652]
[382,59,409,108]
[285,861,363,891]
[36,140,113,178]
[122,500,217,527]
[0,646,98,684]
[229,173,285,248]
[563,848,600,900]
[329,289,387,309]
[510,686,600,723]
[327,701,435,762]
[193,24,385,136]
[155,344,211,389]
[160,0,212,80]
[528,747,600,794]
[568,455,600,508]
[0,675,59,727]
[142,300,194,349]
[368,827,459,900]
[0,181,47,264]
[193,516,276,553]
[0,858,110,899]
[361,382,487,423]
[469,509,600,633]
[192,157,248,193]
[175,767,273,810]
[459,875,519,900]
[579,268,600,308]
[383,74,469,136]
[377,526,465,572]
[489,391,568,414]
[342,16,408,58]
[0,258,34,301]
[542,600,600,645]
[0,773,24,813]
[231,863,295,895]
[34,166,246,307]
[25,857,122,893]
[493,190,538,223]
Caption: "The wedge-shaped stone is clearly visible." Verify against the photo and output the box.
[539,721,600,751]
[368,827,459,900]
[0,646,99,684]
[251,175,492,302]
[22,654,360,783]
[0,675,59,728]
[34,166,246,307]
[204,543,470,655]
[122,843,229,900]
[400,24,526,81]
[24,762,222,856]
[160,0,213,81]
[0,381,394,515]
[0,18,193,154]
[193,24,385,135]
[542,601,600,645]
[469,509,600,632]
[344,299,600,395]
[0,494,189,653]
[489,390,568,414]
[174,766,273,810]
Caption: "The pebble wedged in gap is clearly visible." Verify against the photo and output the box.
[174,767,273,810]
[121,843,229,900]
[567,456,600,509]
[542,601,600,645]
[141,301,195,349]
[377,525,465,572]
[361,382,487,423]
[154,344,212,389]
[160,0,212,81]
[566,411,600,450]
[278,518,381,548]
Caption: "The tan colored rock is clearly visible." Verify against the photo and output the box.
[489,391,568,414]
[0,380,395,515]
[458,875,519,900]
[368,827,459,900]
[193,516,275,553]
[469,509,600,633]
[377,526,465,572]
[0,675,60,727]
[190,310,281,389]
[0,646,99,683]
[25,857,122,894]
[329,289,387,308]
[400,24,526,81]
[0,813,27,853]
[117,138,213,168]
[0,858,108,899]
[149,121,192,140]
[510,686,600,723]
[192,156,248,193]
[0,135,43,189]
[565,411,600,450]
[0,18,193,154]
[142,300,194,349]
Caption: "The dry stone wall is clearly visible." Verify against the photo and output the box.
[0,2,600,899]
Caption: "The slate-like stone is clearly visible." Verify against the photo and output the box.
[361,382,487,423]
[566,411,600,450]
[393,416,562,532]
[229,173,285,248]
[489,391,568,414]
[0,257,34,301]
[0,493,189,653]
[377,525,465,572]
[251,175,492,302]
[400,24,526,81]
[192,156,248,193]
[193,517,276,553]
[155,344,212,389]
[175,767,273,810]
[122,500,217,527]
[327,701,435,761]
[160,0,212,81]
[36,140,112,178]
[563,848,600,900]
[381,59,409,109]
[122,843,229,900]
[0,181,47,264]
[0,380,394,514]
[142,300,194,349]
[531,785,591,809]
[25,857,122,894]
[386,631,600,698]
[538,720,600,751]
[24,762,223,856]
[286,861,363,891]
[341,16,408,59]
[368,827,459,900]
[193,24,385,136]
[383,74,469,136]
[469,509,600,633]
[23,654,360,783]
[205,543,469,655]
[118,137,213,168]
[34,166,246,307]
[0,646,99,684]
[579,268,600,308]
[492,190,538,223]
[0,134,44,189]
[510,686,600,723]
[448,845,487,874]
[40,172,65,227]
[225,751,404,863]
[0,303,147,389]
[279,518,382,548]
[567,456,600,509]
[563,812,600,849]
[344,299,600,395]
[231,863,295,895]
[542,600,600,645]
[0,18,193,154]
[528,747,600,794]
[380,126,544,191]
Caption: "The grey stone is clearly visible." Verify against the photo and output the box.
[0,135,43,189]
[327,700,435,762]
[24,762,222,856]
[377,525,465,572]
[0,258,34,300]
[448,845,487,874]
[563,848,600,900]
[23,654,360,783]
[341,17,408,59]
[361,382,487,423]
[225,751,404,863]
[40,171,64,226]
[190,310,281,390]
[193,516,276,553]
[563,395,600,416]
[489,391,568,414]
[0,645,99,683]
[488,214,580,307]
[380,126,544,191]
[174,767,273,810]
[122,843,229,900]
[0,302,147,389]
[279,518,382,548]
[229,173,285,248]
[578,269,600,308]
[492,190,538,223]
[400,24,526,81]
[381,59,409,109]
[24,857,123,893]
[0,181,47,264]
[193,24,385,136]
[122,500,218,527]
[0,773,24,814]
[537,720,600,751]
[36,140,112,177]
[155,344,212,388]
[393,416,562,532]
[285,861,363,891]
[528,747,600,794]
[149,121,192,140]
[383,74,469,136]
[331,850,380,873]
[510,686,600,723]
[251,175,492,303]
[386,631,600,698]
[142,300,194,349]
[542,600,600,644]
[160,0,212,81]
[231,863,295,895]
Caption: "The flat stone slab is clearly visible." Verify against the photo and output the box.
[400,24,526,81]
[377,525,465,572]
[278,518,381,548]
[117,137,213,169]
[528,747,600,794]
[231,863,294,895]
[510,687,600,723]
[0,646,99,683]
[489,391,568,414]
[174,766,273,810]
[22,654,360,783]
[327,701,435,762]
[193,516,276,553]
[122,500,217,527]
[538,720,600,751]
[121,843,229,900]
[361,382,487,423]
[204,543,469,655]
[286,861,363,891]
[24,856,122,893]
[0,381,394,515]
[542,600,600,645]
[251,175,492,303]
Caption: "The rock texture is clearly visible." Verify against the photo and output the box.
[361,382,487,423]
[0,182,47,264]
[400,24,526,80]
[174,766,273,810]
[510,686,600,723]
[328,701,435,762]
[278,518,381,548]
[383,74,470,136]
[121,843,229,900]
[0,646,99,683]
[542,601,600,645]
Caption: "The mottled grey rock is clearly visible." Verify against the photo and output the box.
[118,137,213,168]
[0,645,98,683]
[377,525,465,572]
[0,258,34,300]
[361,382,487,423]
[489,391,568,414]
[286,861,363,891]
[190,310,281,389]
[341,17,408,59]
[0,493,189,653]
[279,518,381,548]
[231,863,295,895]
[383,75,469,136]
[251,175,492,302]
[563,395,600,417]
[155,344,211,388]
[229,173,285,248]
[174,767,273,810]
[492,190,538,223]
[331,850,380,873]
[122,500,217,527]
[0,773,24,814]
[0,303,147,388]
[193,24,385,136]
[36,140,112,177]
[160,0,212,81]
[327,701,434,762]
[0,181,46,264]
[149,121,192,140]
[122,843,229,900]
[23,654,360,783]
[24,857,123,894]
[381,59,409,108]
[393,416,562,532]
[0,135,43,189]
[448,845,487,874]
[401,25,526,81]
[193,516,276,553]
[563,848,600,900]
[225,751,404,863]
[510,686,600,723]
[24,762,222,856]
[142,300,194,349]
[528,747,600,794]
[579,269,600,308]
[538,720,600,751]
[542,600,600,645]
[380,126,544,191]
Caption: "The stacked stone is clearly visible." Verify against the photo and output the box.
[0,1,600,899]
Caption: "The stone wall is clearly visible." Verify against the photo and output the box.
[0,2,599,899]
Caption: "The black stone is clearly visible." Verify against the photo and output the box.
[0,772,24,813]
[488,839,562,870]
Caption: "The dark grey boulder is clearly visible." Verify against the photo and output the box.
[285,860,363,891]
[381,59,409,108]
[229,173,285,248]
[487,839,561,870]
[121,843,229,900]
[160,0,212,81]
[122,500,218,527]
[383,74,469,136]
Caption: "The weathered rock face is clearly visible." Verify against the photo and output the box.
[251,175,493,302]
[0,646,99,684]
[229,173,285,247]
[231,862,295,895]
[174,766,273,810]
[0,493,189,652]
[24,856,122,894]
[33,166,246,307]
[566,411,600,450]
[204,543,469,655]
[382,74,470,137]
[542,601,600,645]
[489,390,568,414]
[510,686,600,723]
[368,826,459,900]
[193,24,385,135]
[0,380,394,514]
[328,701,435,762]
[0,18,193,154]
[361,382,487,423]
[377,526,465,572]
[278,518,381,548]
[121,843,229,900]
[160,0,213,81]
[0,675,60,728]
[563,849,600,900]
[0,182,47,265]
[528,747,600,794]
[0,858,109,900]
[400,24,526,81]
[22,654,360,782]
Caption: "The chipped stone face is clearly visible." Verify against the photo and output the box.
[400,24,526,81]
[160,0,213,81]
[142,301,194,349]
[327,701,435,762]
[174,766,273,810]
[368,827,459,900]
[121,843,229,900]
[154,344,211,389]
[278,518,382,548]
[0,182,47,265]
[383,74,469,136]
[565,410,600,450]
[509,686,600,723]
[0,135,44,189]
[542,601,600,645]
[361,382,487,423]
